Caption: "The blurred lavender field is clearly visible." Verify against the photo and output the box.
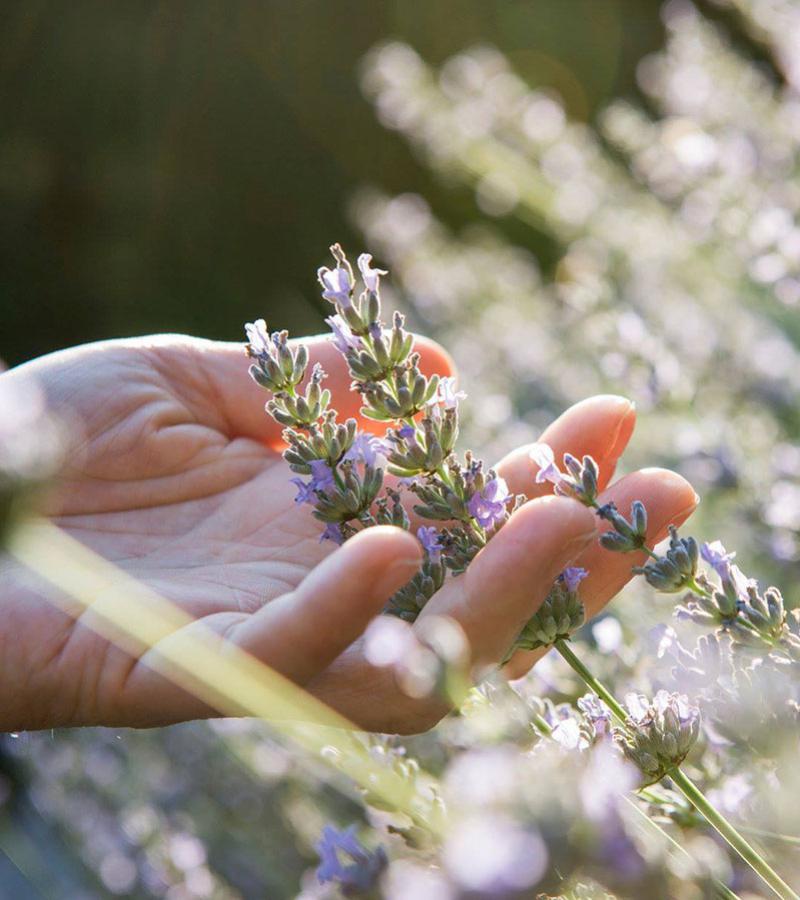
[3,1,800,897]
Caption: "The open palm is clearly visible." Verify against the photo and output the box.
[1,334,696,733]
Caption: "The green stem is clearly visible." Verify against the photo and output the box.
[685,575,713,599]
[555,639,798,899]
[622,796,741,900]
[532,713,553,735]
[737,827,800,848]
[554,640,628,724]
[669,768,799,900]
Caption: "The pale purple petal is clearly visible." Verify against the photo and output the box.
[318,265,353,307]
[325,314,360,354]
[529,442,563,485]
[357,253,388,293]
[560,566,588,593]
[417,525,442,562]
[244,319,270,355]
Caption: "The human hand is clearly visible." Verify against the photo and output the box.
[0,335,696,732]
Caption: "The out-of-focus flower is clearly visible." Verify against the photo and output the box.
[578,694,613,738]
[443,814,547,895]
[315,824,387,896]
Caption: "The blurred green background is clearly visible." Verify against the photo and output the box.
[2,0,665,366]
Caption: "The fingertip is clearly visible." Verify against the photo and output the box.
[637,467,699,516]
[347,524,423,558]
[515,494,598,541]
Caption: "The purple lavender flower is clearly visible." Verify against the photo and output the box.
[357,253,388,294]
[560,566,588,593]
[417,525,442,562]
[309,459,335,490]
[529,442,564,486]
[397,424,416,442]
[344,433,388,469]
[318,265,353,307]
[467,476,510,530]
[700,540,736,580]
[290,477,316,505]
[290,459,335,505]
[436,376,467,410]
[325,315,360,354]
[320,523,345,545]
[244,318,271,356]
[700,540,756,600]
[315,824,387,895]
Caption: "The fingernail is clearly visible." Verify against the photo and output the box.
[605,400,636,462]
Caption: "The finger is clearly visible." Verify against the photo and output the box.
[504,467,698,678]
[418,496,598,670]
[197,333,455,446]
[115,526,422,725]
[231,525,422,680]
[305,496,598,734]
[496,395,636,499]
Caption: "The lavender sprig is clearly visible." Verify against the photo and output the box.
[246,244,520,606]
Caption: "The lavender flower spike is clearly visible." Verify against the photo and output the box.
[357,252,388,294]
[467,476,510,530]
[318,265,353,307]
[529,442,563,486]
[315,824,387,895]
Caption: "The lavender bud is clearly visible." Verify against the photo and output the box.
[597,501,647,552]
[512,573,586,653]
[385,558,446,620]
[615,692,701,786]
[633,526,699,592]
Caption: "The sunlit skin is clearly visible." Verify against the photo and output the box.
[0,334,697,733]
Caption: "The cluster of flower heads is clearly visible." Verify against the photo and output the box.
[246,244,522,619]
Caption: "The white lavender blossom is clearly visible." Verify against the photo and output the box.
[615,692,701,786]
